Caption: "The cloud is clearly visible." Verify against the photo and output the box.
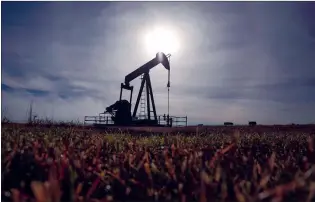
[2,2,315,125]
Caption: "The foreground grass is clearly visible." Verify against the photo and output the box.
[2,125,315,202]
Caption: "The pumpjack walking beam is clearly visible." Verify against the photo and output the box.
[123,52,170,87]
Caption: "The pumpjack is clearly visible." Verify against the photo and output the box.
[105,52,171,126]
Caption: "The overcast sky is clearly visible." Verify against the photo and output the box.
[2,2,315,125]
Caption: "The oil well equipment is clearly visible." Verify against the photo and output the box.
[84,52,187,127]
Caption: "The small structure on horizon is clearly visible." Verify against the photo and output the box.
[249,121,257,126]
[224,122,234,126]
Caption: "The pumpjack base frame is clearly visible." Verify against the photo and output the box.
[84,114,188,127]
[92,123,168,129]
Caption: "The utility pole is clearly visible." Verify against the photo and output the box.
[28,100,33,124]
[51,101,55,123]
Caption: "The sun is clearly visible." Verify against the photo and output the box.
[144,26,180,56]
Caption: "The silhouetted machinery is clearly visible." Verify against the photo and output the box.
[105,52,171,126]
[249,121,257,126]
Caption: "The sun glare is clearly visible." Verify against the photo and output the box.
[144,26,180,56]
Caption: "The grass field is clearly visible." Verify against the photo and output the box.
[2,123,315,202]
